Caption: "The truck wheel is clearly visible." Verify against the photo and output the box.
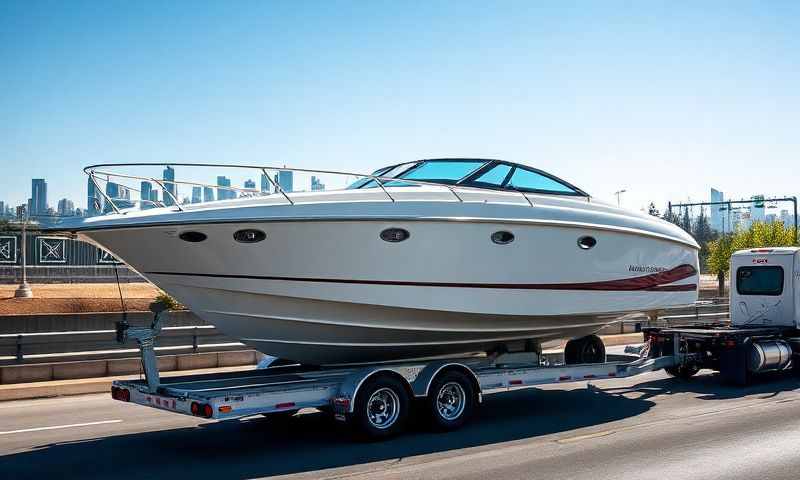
[352,376,410,440]
[565,335,606,364]
[426,371,476,431]
[664,364,700,380]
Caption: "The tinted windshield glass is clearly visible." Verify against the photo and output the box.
[346,163,417,189]
[397,160,486,183]
[472,164,512,186]
[506,167,576,194]
[737,266,784,296]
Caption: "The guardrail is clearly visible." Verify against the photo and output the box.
[0,325,245,365]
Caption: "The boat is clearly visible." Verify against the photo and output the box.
[50,159,700,365]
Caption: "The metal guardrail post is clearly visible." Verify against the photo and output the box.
[193,327,198,353]
[16,334,23,363]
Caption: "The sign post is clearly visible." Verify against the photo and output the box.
[14,210,33,298]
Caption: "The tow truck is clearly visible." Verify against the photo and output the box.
[110,247,800,439]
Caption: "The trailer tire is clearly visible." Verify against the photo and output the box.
[565,335,606,364]
[351,376,410,440]
[664,364,700,380]
[426,371,476,432]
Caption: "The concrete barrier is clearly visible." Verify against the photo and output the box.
[0,350,260,384]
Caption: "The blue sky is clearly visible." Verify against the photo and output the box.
[1,1,798,213]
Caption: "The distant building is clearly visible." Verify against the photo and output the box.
[311,176,326,191]
[57,198,75,216]
[203,186,214,203]
[217,176,233,200]
[163,166,177,206]
[87,177,101,216]
[710,188,724,232]
[260,173,270,193]
[105,182,132,212]
[0,201,5,218]
[191,186,202,204]
[140,181,154,207]
[150,189,159,204]
[244,179,256,189]
[274,170,293,193]
[31,179,48,216]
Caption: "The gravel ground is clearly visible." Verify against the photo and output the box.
[0,283,161,315]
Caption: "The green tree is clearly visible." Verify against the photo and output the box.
[679,206,692,233]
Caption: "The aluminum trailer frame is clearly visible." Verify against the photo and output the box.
[110,312,680,426]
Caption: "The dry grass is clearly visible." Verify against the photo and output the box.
[0,283,161,315]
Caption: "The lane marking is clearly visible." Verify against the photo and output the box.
[0,419,122,436]
[556,430,616,444]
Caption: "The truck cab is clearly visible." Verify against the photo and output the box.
[730,247,800,329]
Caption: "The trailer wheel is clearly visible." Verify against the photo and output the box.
[351,376,410,440]
[664,363,700,380]
[565,335,606,364]
[426,371,476,431]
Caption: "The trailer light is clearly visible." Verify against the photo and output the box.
[111,386,119,400]
[218,405,232,413]
[190,402,200,415]
[607,372,616,377]
[118,389,130,402]
[509,380,523,385]
[202,404,213,418]
[333,398,350,408]
[276,402,296,409]
[725,340,737,348]
[583,374,596,379]
[559,375,571,381]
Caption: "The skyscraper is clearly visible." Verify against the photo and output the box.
[260,173,270,193]
[710,188,724,232]
[141,181,154,207]
[751,195,765,223]
[57,198,75,216]
[203,186,214,202]
[163,166,177,206]
[31,179,47,216]
[311,176,326,191]
[105,182,132,212]
[191,186,202,204]
[274,170,293,193]
[217,176,232,200]
[87,177,101,216]
[0,201,5,218]
[244,179,256,189]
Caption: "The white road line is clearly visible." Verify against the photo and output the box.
[0,419,122,435]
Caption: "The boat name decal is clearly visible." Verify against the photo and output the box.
[628,265,668,273]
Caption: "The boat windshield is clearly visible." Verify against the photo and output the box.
[347,159,585,196]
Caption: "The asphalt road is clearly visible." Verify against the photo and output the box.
[2,361,800,479]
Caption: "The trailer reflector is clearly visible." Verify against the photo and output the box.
[218,405,232,413]
[509,380,523,385]
[276,402,296,409]
[559,375,571,381]
[202,404,213,418]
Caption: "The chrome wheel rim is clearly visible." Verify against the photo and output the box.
[367,387,400,429]
[436,382,466,421]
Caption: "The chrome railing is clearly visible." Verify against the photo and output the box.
[84,162,534,215]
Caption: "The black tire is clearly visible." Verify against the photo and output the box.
[351,376,410,440]
[426,371,476,432]
[664,363,700,380]
[564,335,606,364]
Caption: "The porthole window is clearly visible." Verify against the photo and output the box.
[577,236,597,250]
[233,229,266,243]
[380,228,410,243]
[491,231,515,245]
[179,231,207,243]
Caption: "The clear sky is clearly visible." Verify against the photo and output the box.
[1,0,798,213]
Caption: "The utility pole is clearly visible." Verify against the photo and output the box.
[14,208,33,298]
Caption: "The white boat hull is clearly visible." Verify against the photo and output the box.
[78,213,699,365]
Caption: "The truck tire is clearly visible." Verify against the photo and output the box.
[564,335,606,364]
[664,363,700,380]
[351,376,410,440]
[425,370,476,432]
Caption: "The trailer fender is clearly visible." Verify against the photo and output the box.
[337,365,423,414]
[412,362,482,403]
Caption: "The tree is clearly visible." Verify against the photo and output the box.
[662,206,680,225]
[692,208,714,245]
[647,202,660,217]
[679,206,692,233]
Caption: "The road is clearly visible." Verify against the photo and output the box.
[2,362,800,479]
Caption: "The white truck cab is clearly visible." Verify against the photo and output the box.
[730,247,800,328]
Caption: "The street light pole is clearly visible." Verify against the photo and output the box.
[14,210,33,298]
[614,189,627,207]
